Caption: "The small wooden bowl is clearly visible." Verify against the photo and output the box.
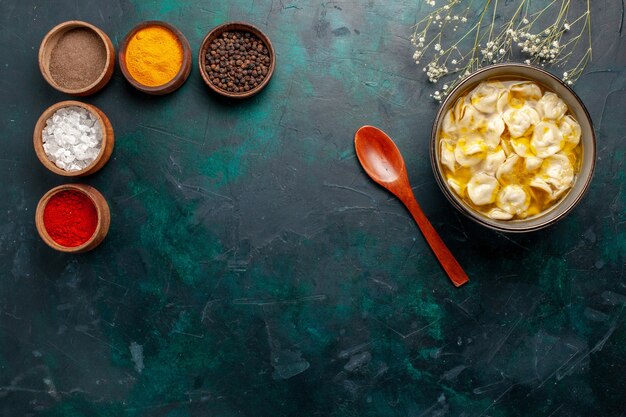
[33,100,114,177]
[118,21,192,95]
[199,22,275,99]
[39,20,115,96]
[35,184,111,253]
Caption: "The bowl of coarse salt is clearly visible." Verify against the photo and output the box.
[33,100,114,177]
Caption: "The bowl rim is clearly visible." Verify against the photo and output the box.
[35,184,103,253]
[429,63,596,233]
[38,20,114,95]
[118,20,192,94]
[198,21,276,99]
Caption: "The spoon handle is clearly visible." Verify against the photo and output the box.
[401,194,469,287]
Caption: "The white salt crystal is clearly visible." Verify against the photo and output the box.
[41,106,102,171]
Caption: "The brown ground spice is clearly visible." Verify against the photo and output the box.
[49,28,106,90]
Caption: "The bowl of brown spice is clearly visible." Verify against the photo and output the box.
[199,22,275,99]
[39,20,115,96]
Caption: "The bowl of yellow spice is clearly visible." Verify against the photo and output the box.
[119,21,192,95]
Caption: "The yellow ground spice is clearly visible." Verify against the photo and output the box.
[125,26,183,87]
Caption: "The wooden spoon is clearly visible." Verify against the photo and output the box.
[354,125,469,287]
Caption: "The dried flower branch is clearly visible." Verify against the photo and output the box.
[411,0,592,101]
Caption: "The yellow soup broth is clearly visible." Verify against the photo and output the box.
[438,78,582,221]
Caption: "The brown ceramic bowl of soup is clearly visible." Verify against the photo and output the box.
[430,63,596,233]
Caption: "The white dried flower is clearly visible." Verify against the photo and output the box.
[411,0,591,95]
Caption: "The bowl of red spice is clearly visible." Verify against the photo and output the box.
[33,100,114,177]
[39,20,115,96]
[119,21,192,95]
[199,22,275,99]
[35,184,110,253]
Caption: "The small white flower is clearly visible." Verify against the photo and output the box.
[443,84,448,90]
[563,71,568,77]
[567,80,572,85]
[564,23,570,31]
[461,17,467,22]
[419,37,425,42]
[524,59,531,64]
[499,48,505,54]
[522,18,529,24]
[451,59,457,64]
[434,43,441,51]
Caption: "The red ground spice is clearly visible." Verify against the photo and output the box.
[43,190,98,247]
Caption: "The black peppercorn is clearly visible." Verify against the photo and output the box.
[204,30,271,93]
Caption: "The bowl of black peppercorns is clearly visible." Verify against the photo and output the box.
[199,22,275,99]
